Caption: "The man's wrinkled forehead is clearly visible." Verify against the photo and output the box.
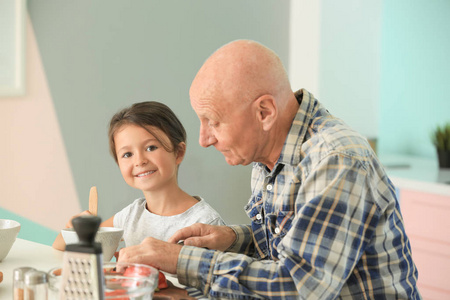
[190,87,227,122]
[190,76,219,102]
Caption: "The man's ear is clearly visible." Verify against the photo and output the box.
[254,95,277,131]
[175,142,187,164]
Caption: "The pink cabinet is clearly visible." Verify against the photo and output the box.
[400,189,450,299]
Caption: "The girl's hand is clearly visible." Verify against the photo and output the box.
[53,210,97,251]
[64,210,93,228]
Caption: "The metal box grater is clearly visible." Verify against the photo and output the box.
[59,216,104,300]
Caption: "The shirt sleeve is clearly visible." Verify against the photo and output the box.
[176,153,382,299]
[113,200,134,228]
[113,210,123,228]
[224,225,255,255]
[177,246,298,299]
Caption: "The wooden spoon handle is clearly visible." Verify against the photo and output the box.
[89,186,98,216]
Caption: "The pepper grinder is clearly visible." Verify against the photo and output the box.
[13,267,36,300]
[24,270,48,300]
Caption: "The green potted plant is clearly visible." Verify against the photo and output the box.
[431,122,450,168]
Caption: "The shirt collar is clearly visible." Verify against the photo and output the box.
[255,89,317,170]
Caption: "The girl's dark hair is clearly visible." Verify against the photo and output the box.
[108,101,187,163]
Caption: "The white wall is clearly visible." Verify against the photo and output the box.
[289,0,321,97]
[290,0,382,139]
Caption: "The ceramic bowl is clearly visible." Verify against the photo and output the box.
[48,262,158,299]
[61,227,123,262]
[0,219,21,261]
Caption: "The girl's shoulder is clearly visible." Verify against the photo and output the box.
[116,198,146,218]
[114,197,146,228]
[121,197,146,210]
[190,196,207,209]
[132,197,147,206]
[189,196,224,218]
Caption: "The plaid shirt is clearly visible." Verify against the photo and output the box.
[177,89,421,299]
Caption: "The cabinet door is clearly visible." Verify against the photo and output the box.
[400,189,450,299]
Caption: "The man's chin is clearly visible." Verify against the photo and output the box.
[224,156,250,166]
[224,156,239,166]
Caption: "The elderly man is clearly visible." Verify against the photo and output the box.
[119,40,421,299]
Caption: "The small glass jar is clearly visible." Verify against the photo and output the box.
[47,267,62,299]
[24,270,48,300]
[13,267,36,300]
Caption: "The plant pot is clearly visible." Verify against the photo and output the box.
[437,150,450,169]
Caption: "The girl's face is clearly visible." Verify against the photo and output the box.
[114,124,184,193]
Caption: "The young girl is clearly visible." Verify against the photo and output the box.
[53,101,225,250]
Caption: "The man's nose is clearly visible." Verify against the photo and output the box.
[199,125,216,148]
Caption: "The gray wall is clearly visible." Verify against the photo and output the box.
[28,1,291,224]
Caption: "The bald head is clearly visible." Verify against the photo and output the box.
[190,40,292,107]
[190,40,298,168]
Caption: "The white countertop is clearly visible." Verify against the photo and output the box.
[0,238,192,299]
[0,238,63,299]
[380,154,450,196]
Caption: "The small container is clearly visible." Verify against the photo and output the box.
[24,270,48,300]
[47,267,62,299]
[13,267,36,300]
[103,262,158,299]
[48,263,158,299]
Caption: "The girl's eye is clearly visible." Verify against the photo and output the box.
[122,152,132,158]
[146,145,158,152]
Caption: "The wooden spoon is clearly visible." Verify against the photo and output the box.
[89,186,98,216]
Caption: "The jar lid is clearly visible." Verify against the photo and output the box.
[13,267,36,281]
[24,270,48,285]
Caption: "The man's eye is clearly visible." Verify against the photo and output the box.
[122,152,132,158]
[208,121,219,128]
[146,145,158,151]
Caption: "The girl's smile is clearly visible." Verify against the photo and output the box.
[135,170,156,178]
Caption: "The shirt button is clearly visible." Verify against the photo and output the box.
[267,184,273,191]
[275,227,280,234]
[256,214,262,220]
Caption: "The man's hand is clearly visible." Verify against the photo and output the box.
[168,223,236,252]
[118,237,182,274]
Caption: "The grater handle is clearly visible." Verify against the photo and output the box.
[72,215,101,246]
